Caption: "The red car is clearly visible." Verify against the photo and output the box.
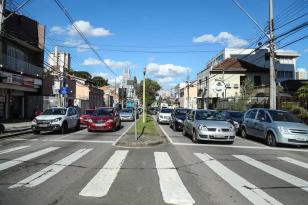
[80,109,95,125]
[87,107,121,132]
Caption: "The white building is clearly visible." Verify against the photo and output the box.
[296,69,307,80]
[47,47,71,76]
[121,67,133,99]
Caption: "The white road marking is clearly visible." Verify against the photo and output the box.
[154,152,195,205]
[0,147,60,171]
[278,157,308,170]
[195,153,282,205]
[0,146,30,155]
[173,142,308,152]
[79,150,129,197]
[7,138,114,143]
[10,148,92,188]
[234,155,308,192]
[158,125,173,143]
[8,138,38,141]
[113,122,135,146]
[55,129,88,140]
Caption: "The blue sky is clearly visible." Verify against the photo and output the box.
[12,0,308,89]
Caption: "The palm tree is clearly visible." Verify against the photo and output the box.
[296,83,308,109]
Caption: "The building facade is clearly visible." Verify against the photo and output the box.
[0,9,45,120]
[296,70,307,80]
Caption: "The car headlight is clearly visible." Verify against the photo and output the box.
[198,124,208,131]
[278,126,289,134]
[159,115,163,119]
[176,118,183,123]
[51,117,62,123]
[32,119,37,124]
[229,125,235,132]
[107,119,114,123]
[88,119,93,123]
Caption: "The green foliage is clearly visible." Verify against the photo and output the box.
[91,76,108,87]
[137,78,161,107]
[296,83,308,109]
[72,71,92,80]
[127,115,159,135]
[240,79,254,98]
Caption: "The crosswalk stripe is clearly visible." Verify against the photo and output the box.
[278,157,308,170]
[0,146,30,155]
[234,155,308,192]
[0,147,60,171]
[10,148,92,188]
[79,150,128,197]
[195,153,282,205]
[154,152,195,205]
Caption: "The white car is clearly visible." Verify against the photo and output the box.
[157,108,172,124]
[32,107,80,134]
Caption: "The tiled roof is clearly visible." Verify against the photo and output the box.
[212,58,268,73]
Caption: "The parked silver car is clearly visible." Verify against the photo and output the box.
[241,108,308,146]
[119,108,135,121]
[182,109,235,144]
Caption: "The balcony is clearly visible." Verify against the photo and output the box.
[5,55,43,77]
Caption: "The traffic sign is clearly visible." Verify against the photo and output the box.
[59,87,70,95]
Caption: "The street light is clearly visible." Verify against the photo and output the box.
[143,67,146,123]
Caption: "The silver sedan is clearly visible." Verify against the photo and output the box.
[182,109,235,144]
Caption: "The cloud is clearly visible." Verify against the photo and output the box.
[50,20,112,37]
[82,57,135,69]
[193,32,248,47]
[146,63,191,78]
[276,49,298,53]
[147,56,156,62]
[108,75,124,86]
[297,68,307,72]
[158,77,174,84]
[91,72,110,79]
[63,39,92,52]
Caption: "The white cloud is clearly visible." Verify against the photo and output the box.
[276,49,298,53]
[297,68,307,72]
[146,63,191,78]
[92,72,110,79]
[82,57,135,69]
[147,56,156,62]
[193,32,248,47]
[108,75,124,86]
[50,20,112,37]
[158,77,174,84]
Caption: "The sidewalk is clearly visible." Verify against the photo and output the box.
[3,121,32,132]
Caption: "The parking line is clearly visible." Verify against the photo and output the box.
[195,153,282,205]
[158,125,173,143]
[10,148,92,188]
[277,157,308,170]
[79,150,128,197]
[234,155,308,192]
[0,146,30,155]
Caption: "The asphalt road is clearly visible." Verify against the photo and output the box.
[1,121,308,205]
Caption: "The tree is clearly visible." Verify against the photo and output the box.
[240,78,254,98]
[296,83,308,109]
[137,78,161,107]
[73,71,92,80]
[91,76,108,87]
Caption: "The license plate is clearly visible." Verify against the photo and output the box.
[39,124,48,127]
[215,135,226,138]
[296,137,306,141]
[95,123,104,127]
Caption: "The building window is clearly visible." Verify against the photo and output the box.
[254,76,261,86]
[278,57,293,64]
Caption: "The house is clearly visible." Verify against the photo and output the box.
[0,10,45,120]
[181,80,198,109]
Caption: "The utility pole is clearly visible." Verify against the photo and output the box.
[269,0,276,109]
[0,0,6,33]
[55,46,61,107]
[186,72,190,109]
[143,67,146,123]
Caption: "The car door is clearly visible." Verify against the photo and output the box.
[254,109,266,138]
[66,108,74,129]
[246,109,257,136]
[71,108,79,128]
[183,111,191,133]
[187,111,195,136]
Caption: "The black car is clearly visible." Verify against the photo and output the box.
[216,111,244,133]
[170,108,191,131]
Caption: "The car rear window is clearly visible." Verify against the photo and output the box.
[175,109,190,115]
[160,109,172,113]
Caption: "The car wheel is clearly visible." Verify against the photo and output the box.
[75,121,80,131]
[118,121,121,130]
[241,127,248,138]
[0,124,4,134]
[33,130,40,135]
[172,123,177,131]
[61,122,68,134]
[266,132,277,147]
[192,131,199,143]
[182,127,187,136]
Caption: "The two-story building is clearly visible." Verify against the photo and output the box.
[0,10,45,120]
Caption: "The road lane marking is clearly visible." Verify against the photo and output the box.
[278,157,308,170]
[158,125,173,143]
[234,155,308,192]
[0,146,30,155]
[0,147,60,171]
[113,122,135,146]
[7,138,114,143]
[195,153,282,205]
[10,148,92,188]
[79,150,129,197]
[154,152,195,205]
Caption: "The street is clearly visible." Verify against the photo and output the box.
[0,122,308,205]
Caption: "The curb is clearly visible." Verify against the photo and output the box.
[0,129,32,139]
[116,139,165,148]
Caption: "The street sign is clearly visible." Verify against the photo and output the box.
[212,80,225,94]
[59,87,70,95]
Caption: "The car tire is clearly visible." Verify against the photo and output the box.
[0,124,4,134]
[118,121,121,130]
[241,127,248,139]
[172,123,177,131]
[266,132,277,147]
[61,122,68,134]
[75,121,80,131]
[182,127,187,137]
[192,131,199,143]
[33,130,40,135]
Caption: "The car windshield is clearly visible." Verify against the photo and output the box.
[268,110,301,123]
[160,109,172,113]
[229,112,243,118]
[85,110,95,115]
[42,108,66,115]
[121,109,133,113]
[175,109,190,115]
[195,110,222,121]
[94,108,114,116]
